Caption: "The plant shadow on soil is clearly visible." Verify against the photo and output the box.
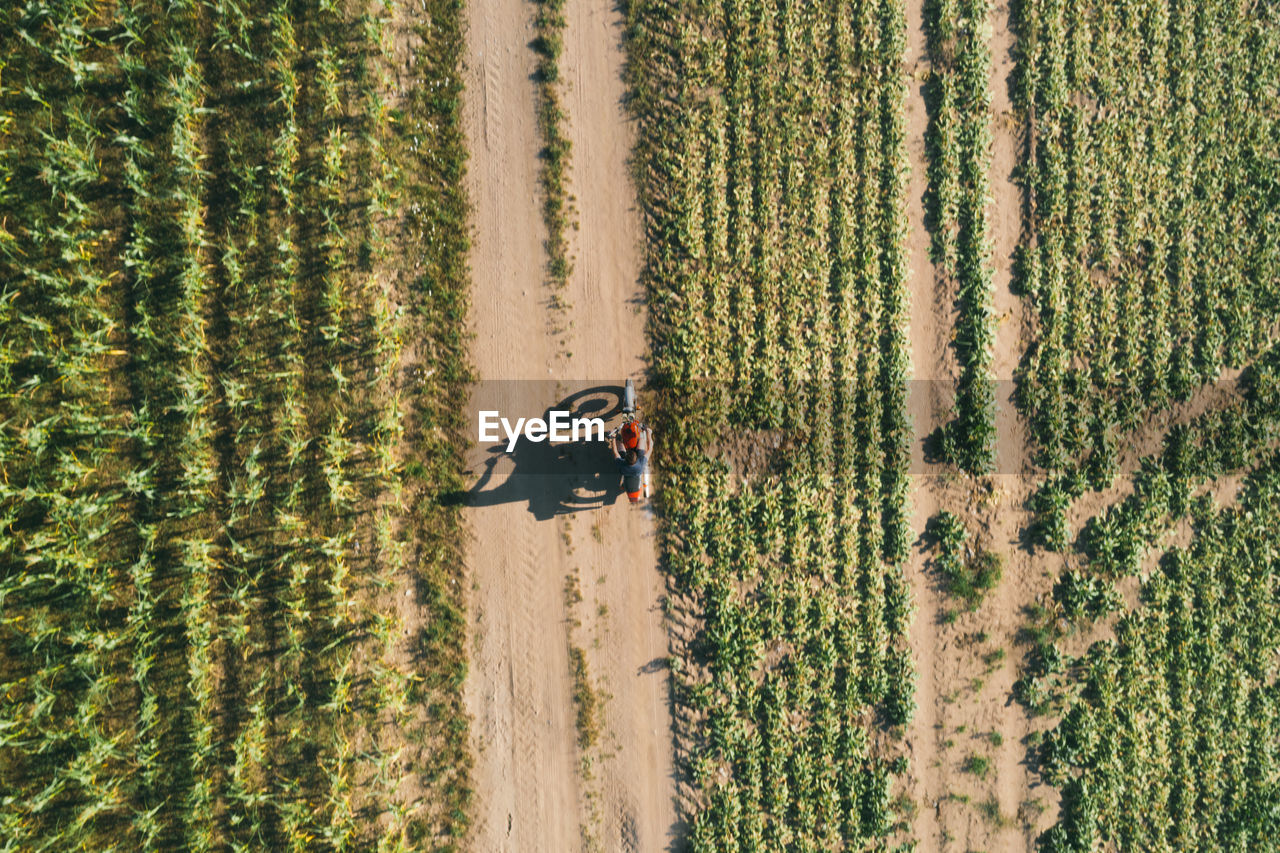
[441,385,644,520]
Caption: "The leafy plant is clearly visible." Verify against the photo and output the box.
[0,0,476,846]
[929,512,1002,609]
[963,754,991,779]
[926,0,997,475]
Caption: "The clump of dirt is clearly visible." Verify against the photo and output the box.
[706,428,801,486]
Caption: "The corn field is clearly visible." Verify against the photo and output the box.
[0,0,472,849]
[1014,0,1280,549]
[9,0,1280,847]
[1031,452,1280,851]
[626,0,915,847]
[1010,0,1280,848]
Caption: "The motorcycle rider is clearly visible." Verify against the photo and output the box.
[611,420,653,503]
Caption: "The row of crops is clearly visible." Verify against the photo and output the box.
[925,0,997,474]
[626,0,915,847]
[1014,0,1280,549]
[1012,0,1280,848]
[0,0,471,849]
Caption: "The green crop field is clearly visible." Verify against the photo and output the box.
[5,0,1280,850]
[926,0,998,475]
[1015,0,1280,549]
[1011,0,1280,849]
[0,1,471,848]
[626,0,916,846]
[1038,460,1280,850]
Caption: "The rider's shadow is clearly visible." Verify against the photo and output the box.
[442,386,629,520]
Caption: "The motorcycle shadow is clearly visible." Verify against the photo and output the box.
[440,388,630,520]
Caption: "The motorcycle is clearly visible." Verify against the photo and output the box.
[607,379,652,503]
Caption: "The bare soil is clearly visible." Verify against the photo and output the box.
[458,0,676,850]
[900,1,1058,850]
[900,1,950,842]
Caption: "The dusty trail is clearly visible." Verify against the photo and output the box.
[460,3,580,849]
[901,0,1049,850]
[980,2,1050,847]
[557,0,679,849]
[459,0,676,850]
[901,0,948,842]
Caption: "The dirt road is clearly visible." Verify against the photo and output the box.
[459,0,676,850]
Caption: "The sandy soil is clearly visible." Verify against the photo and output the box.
[901,1,1055,850]
[900,0,949,843]
[458,0,676,850]
[558,1,680,849]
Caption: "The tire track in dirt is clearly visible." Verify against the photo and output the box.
[460,2,582,848]
[459,0,676,849]
[983,2,1060,845]
[558,0,678,848]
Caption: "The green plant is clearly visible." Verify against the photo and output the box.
[1031,459,1280,847]
[532,0,575,293]
[925,0,997,475]
[977,796,1008,827]
[568,646,601,750]
[962,754,990,779]
[0,0,477,846]
[1013,0,1280,552]
[929,513,1002,609]
[626,0,916,843]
